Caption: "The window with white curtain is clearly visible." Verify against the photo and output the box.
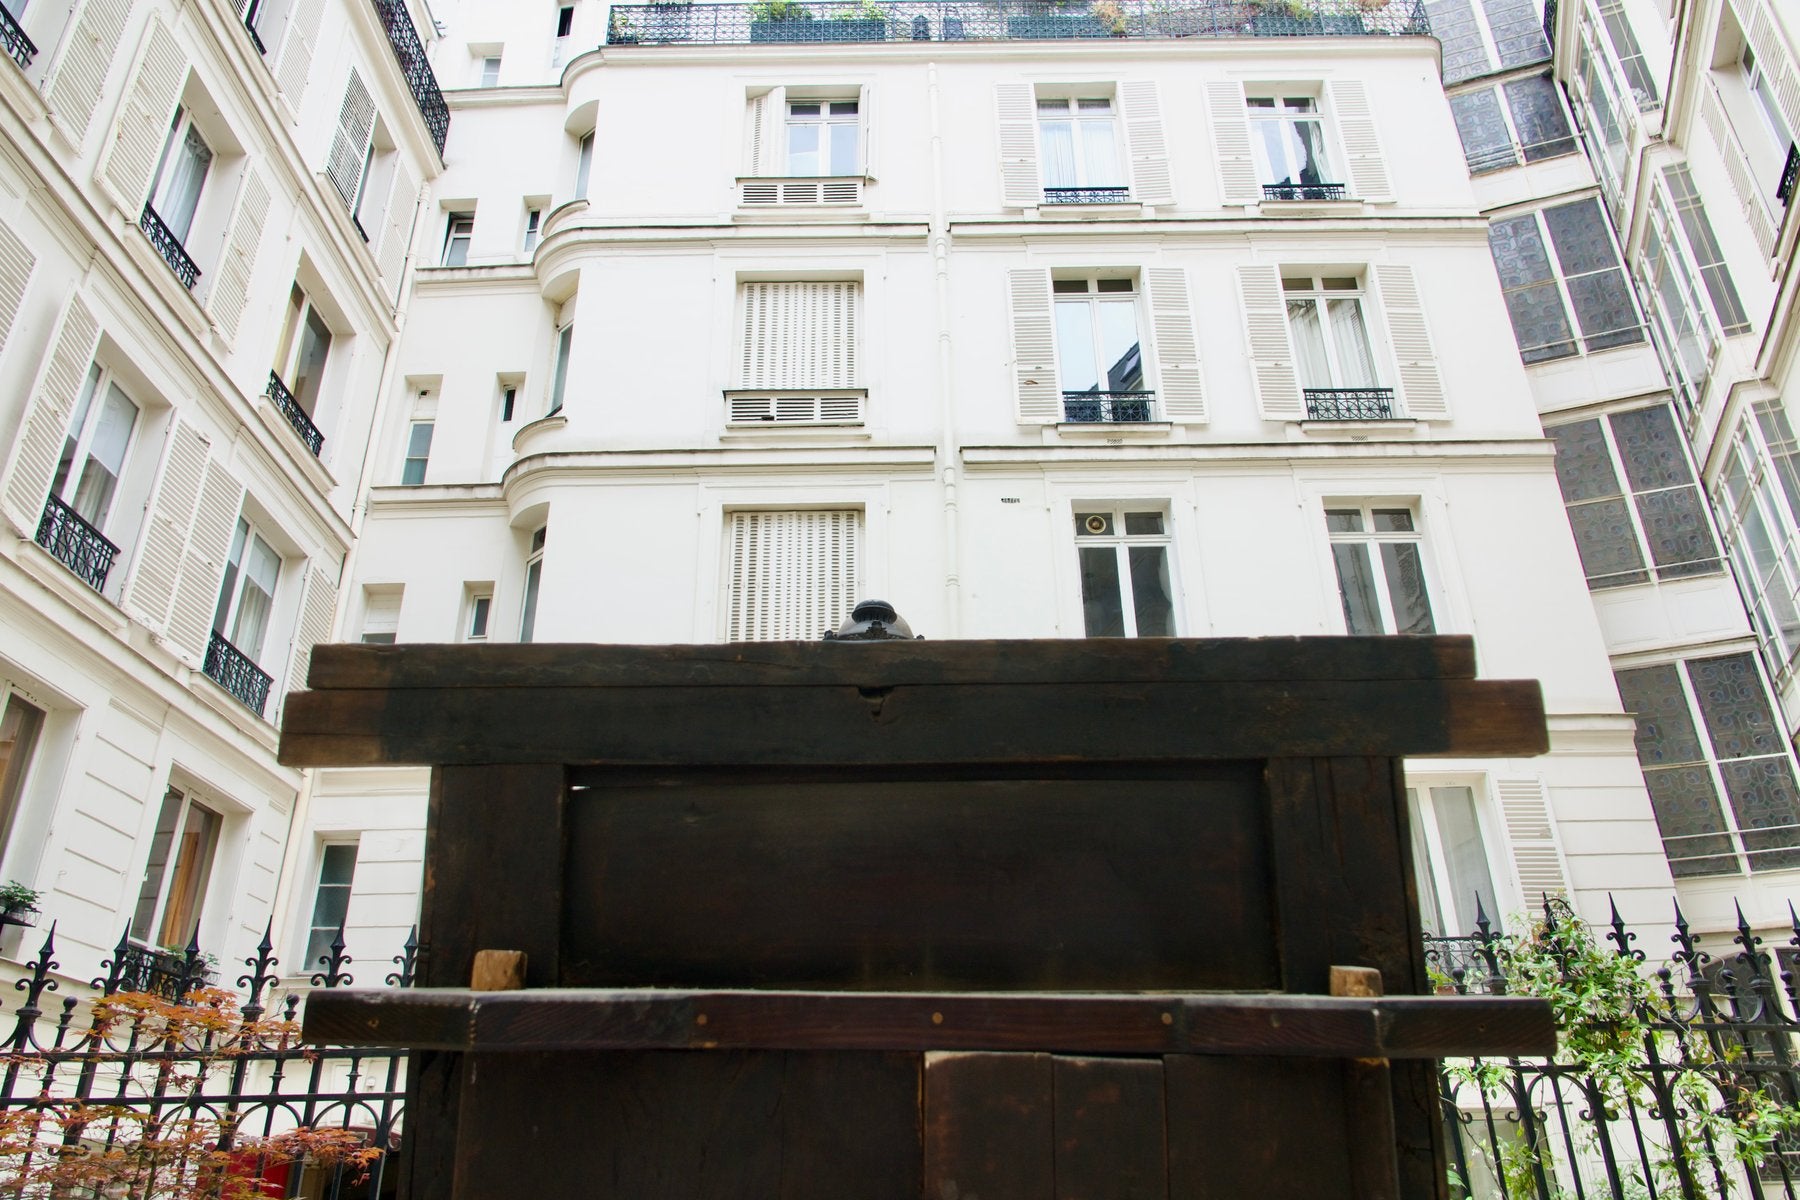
[211,517,281,664]
[1324,503,1435,635]
[149,107,213,244]
[1247,95,1334,191]
[51,363,139,534]
[1036,97,1124,194]
[1282,274,1379,392]
[1406,783,1502,937]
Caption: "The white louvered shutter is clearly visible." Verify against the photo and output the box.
[860,84,875,178]
[377,163,419,289]
[208,167,270,342]
[745,93,768,175]
[279,563,340,715]
[165,459,245,663]
[1121,81,1173,205]
[45,0,133,147]
[1,296,99,537]
[1374,264,1446,418]
[1329,81,1391,201]
[1207,81,1260,205]
[1747,0,1800,137]
[1495,778,1571,904]
[96,18,188,215]
[275,0,326,107]
[1701,85,1777,255]
[1145,268,1204,423]
[123,418,209,630]
[739,282,858,388]
[750,87,787,176]
[1236,264,1303,420]
[725,510,860,642]
[0,217,36,359]
[996,83,1039,208]
[1007,268,1058,424]
[326,72,376,207]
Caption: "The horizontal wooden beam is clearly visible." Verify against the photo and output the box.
[302,988,1555,1059]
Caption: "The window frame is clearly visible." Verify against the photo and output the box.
[1713,399,1800,683]
[1071,504,1177,638]
[574,131,594,200]
[271,284,334,420]
[1639,195,1718,412]
[149,105,214,246]
[785,97,861,178]
[129,787,224,952]
[523,207,542,252]
[441,212,473,267]
[0,689,47,873]
[1489,198,1644,363]
[1448,74,1579,175]
[1280,273,1383,392]
[464,589,493,641]
[1245,92,1338,192]
[1051,275,1150,417]
[302,840,359,973]
[1405,778,1505,937]
[1035,94,1126,195]
[401,421,433,485]
[519,526,546,643]
[1323,501,1438,636]
[211,516,283,665]
[51,361,142,537]
[547,322,573,414]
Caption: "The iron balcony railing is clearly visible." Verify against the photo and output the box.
[112,939,221,1002]
[243,14,266,53]
[1263,182,1346,200]
[204,629,273,717]
[369,0,448,155]
[0,2,36,68]
[1304,387,1398,420]
[140,203,200,289]
[36,494,119,591]
[1063,390,1155,422]
[267,371,325,457]
[605,0,1430,46]
[1043,186,1132,204]
[1780,143,1799,208]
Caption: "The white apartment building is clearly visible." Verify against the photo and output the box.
[283,0,1701,976]
[0,0,444,990]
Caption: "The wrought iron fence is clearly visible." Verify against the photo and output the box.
[140,204,199,290]
[605,0,1431,46]
[204,630,273,717]
[0,2,35,69]
[1304,387,1398,419]
[267,371,325,457]
[1779,143,1798,209]
[1063,390,1155,422]
[1043,186,1133,204]
[34,496,118,592]
[369,0,449,156]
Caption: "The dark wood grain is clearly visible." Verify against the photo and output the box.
[1166,1056,1351,1199]
[1054,1055,1167,1200]
[923,1052,1054,1200]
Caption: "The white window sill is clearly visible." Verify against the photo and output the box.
[1034,200,1144,218]
[720,426,872,442]
[1255,198,1366,217]
[1054,421,1172,439]
[1293,418,1422,438]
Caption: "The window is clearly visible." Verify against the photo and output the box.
[1741,45,1795,162]
[574,132,593,200]
[465,589,493,641]
[1247,95,1338,198]
[553,3,574,63]
[212,517,281,664]
[1661,165,1750,335]
[327,73,389,236]
[1448,75,1577,173]
[1325,504,1435,635]
[360,587,401,643]
[523,207,542,251]
[1639,195,1715,409]
[480,55,501,86]
[787,99,859,176]
[1488,198,1643,363]
[1547,405,1722,589]
[1282,275,1380,398]
[304,842,358,971]
[548,322,573,414]
[442,213,472,266]
[724,510,859,641]
[1406,783,1500,937]
[51,363,139,537]
[1052,277,1147,421]
[1571,27,1632,199]
[272,284,332,419]
[1590,0,1659,112]
[147,106,212,246]
[242,0,296,54]
[130,788,222,950]
[401,422,433,485]
[0,692,46,862]
[1037,96,1126,201]
[1074,507,1174,638]
[500,384,518,422]
[1714,399,1800,679]
[520,526,546,642]
[1424,0,1551,85]
[1615,653,1800,876]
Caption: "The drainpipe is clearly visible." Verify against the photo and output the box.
[929,61,961,635]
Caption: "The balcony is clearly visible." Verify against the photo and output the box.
[1262,182,1346,201]
[1042,186,1132,205]
[140,204,199,290]
[111,941,219,1002]
[35,495,119,592]
[267,371,325,457]
[0,2,36,68]
[1062,390,1155,422]
[369,0,448,156]
[605,0,1430,46]
[204,630,273,717]
[1303,387,1398,420]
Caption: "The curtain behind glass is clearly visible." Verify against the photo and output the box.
[71,387,138,527]
[159,124,213,243]
[1039,116,1076,187]
[1078,116,1121,185]
[1327,300,1377,387]
[1287,300,1331,388]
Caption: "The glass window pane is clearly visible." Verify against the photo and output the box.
[1123,512,1163,535]
[1380,542,1436,634]
[1503,74,1576,161]
[1332,543,1384,634]
[1450,88,1518,174]
[829,120,859,175]
[520,558,542,642]
[1609,406,1690,490]
[1327,299,1378,387]
[212,520,248,635]
[130,790,185,943]
[1641,765,1738,876]
[1079,117,1121,186]
[157,802,219,948]
[1483,0,1551,68]
[1287,299,1331,388]
[1430,786,1499,932]
[1548,419,1620,502]
[1075,511,1113,536]
[1563,271,1645,351]
[1424,0,1495,84]
[1718,757,1800,871]
[1079,545,1126,636]
[1405,789,1450,935]
[1096,299,1143,391]
[1566,497,1649,587]
[1542,197,1621,275]
[1488,215,1577,361]
[1292,119,1329,184]
[1055,301,1100,392]
[1128,545,1173,636]
[1372,509,1415,532]
[1689,652,1782,760]
[1325,508,1363,532]
[787,123,820,175]
[1614,663,1706,763]
[0,694,45,854]
[1633,488,1720,577]
[293,309,332,416]
[1664,164,1750,334]
[1039,119,1076,187]
[54,364,102,500]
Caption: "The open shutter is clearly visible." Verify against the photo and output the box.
[860,84,875,178]
[1121,81,1172,205]
[165,458,244,663]
[1495,778,1571,904]
[1146,268,1204,423]
[208,167,270,342]
[274,0,325,107]
[45,0,133,147]
[1374,264,1446,418]
[377,163,419,290]
[123,418,208,629]
[1236,264,1302,420]
[1329,81,1391,201]
[746,93,768,175]
[749,87,786,176]
[1007,268,1059,424]
[325,71,376,207]
[280,563,340,713]
[1747,0,1800,137]
[1207,81,1260,205]
[0,217,37,359]
[725,510,860,642]
[996,83,1039,208]
[96,17,188,215]
[740,282,858,388]
[2,296,99,537]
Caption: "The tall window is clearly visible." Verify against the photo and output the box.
[1714,399,1800,679]
[149,107,213,244]
[520,526,546,642]
[130,788,222,950]
[1448,75,1577,174]
[1425,0,1551,85]
[1283,275,1379,393]
[272,285,332,418]
[1639,198,1715,411]
[523,208,542,251]
[1572,24,1631,198]
[360,588,401,643]
[1037,97,1124,196]
[212,518,281,663]
[401,422,433,485]
[1053,277,1146,421]
[553,4,574,63]
[1591,0,1659,111]
[724,510,860,641]
[1661,166,1750,335]
[442,213,473,266]
[1742,45,1795,165]
[52,364,139,534]
[464,588,493,641]
[1247,95,1335,196]
[1407,783,1501,937]
[1325,504,1435,635]
[1074,507,1174,638]
[574,132,594,200]
[787,99,859,176]
[548,322,573,414]
[0,692,45,862]
[479,55,501,86]
[1488,199,1643,363]
[1547,405,1722,589]
[304,842,358,971]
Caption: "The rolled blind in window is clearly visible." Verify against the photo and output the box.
[725,510,860,642]
[740,282,858,389]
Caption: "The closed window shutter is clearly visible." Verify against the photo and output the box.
[165,459,245,663]
[45,0,133,147]
[1375,264,1446,417]
[1146,268,1204,423]
[279,563,340,718]
[725,510,860,642]
[275,0,326,107]
[208,167,270,342]
[1495,778,1571,903]
[1121,81,1172,205]
[377,163,419,289]
[1206,81,1260,204]
[1235,264,1302,420]
[1007,268,1058,424]
[1329,81,1391,201]
[740,281,858,388]
[96,18,188,215]
[2,295,100,537]
[326,71,376,208]
[123,418,208,630]
[0,217,37,360]
[996,82,1039,207]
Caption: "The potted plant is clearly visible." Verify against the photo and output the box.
[751,0,884,42]
[1091,0,1130,33]
[608,9,641,42]
[1007,0,1112,38]
[0,880,41,927]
